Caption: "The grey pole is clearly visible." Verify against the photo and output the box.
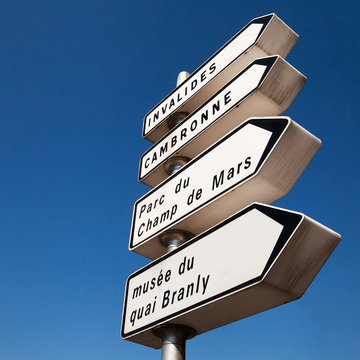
[154,228,196,360]
[164,71,191,176]
[155,72,197,359]
[159,230,193,254]
[176,71,190,87]
[154,230,196,360]
[154,325,196,360]
[163,156,190,176]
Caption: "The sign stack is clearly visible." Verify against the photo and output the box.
[121,14,341,351]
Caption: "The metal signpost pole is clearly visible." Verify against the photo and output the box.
[154,230,196,360]
[153,72,196,360]
[154,325,196,360]
[164,71,191,176]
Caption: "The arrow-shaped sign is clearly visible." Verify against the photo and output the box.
[130,117,321,260]
[139,56,306,187]
[122,202,340,349]
[143,14,298,143]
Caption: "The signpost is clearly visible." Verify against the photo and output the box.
[139,56,306,187]
[122,203,341,348]
[121,13,341,360]
[131,117,320,260]
[143,14,298,143]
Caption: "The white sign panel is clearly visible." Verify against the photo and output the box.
[142,14,298,143]
[139,56,306,187]
[122,203,341,349]
[130,117,321,260]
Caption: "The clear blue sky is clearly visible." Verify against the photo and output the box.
[0,1,359,359]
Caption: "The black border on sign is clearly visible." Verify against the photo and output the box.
[139,56,278,181]
[130,117,289,249]
[142,14,273,138]
[121,203,303,338]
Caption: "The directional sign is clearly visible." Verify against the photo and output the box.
[130,117,321,260]
[139,56,306,187]
[143,14,299,143]
[122,202,341,349]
